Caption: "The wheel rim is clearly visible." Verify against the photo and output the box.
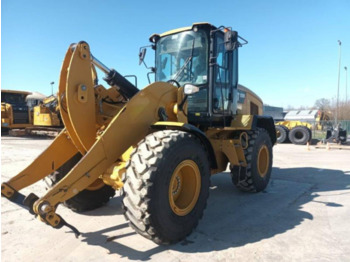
[295,131,304,139]
[169,160,201,216]
[276,130,281,138]
[257,145,269,178]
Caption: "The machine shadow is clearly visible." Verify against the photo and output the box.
[80,194,124,217]
[81,166,350,260]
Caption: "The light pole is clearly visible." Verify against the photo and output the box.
[50,81,55,96]
[336,40,342,125]
[345,66,348,103]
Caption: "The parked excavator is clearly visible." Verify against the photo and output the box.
[32,95,62,127]
[1,23,276,245]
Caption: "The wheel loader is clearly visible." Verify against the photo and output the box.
[1,22,276,245]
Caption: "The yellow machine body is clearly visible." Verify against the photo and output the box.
[237,84,263,116]
[275,120,312,130]
[32,96,62,127]
[2,43,180,222]
[278,110,331,131]
[2,24,276,241]
[33,105,61,126]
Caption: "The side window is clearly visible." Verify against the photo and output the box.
[215,40,228,83]
[213,34,231,113]
[232,49,238,88]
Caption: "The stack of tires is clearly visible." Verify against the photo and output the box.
[275,125,311,145]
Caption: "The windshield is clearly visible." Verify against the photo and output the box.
[155,30,208,86]
[1,92,28,104]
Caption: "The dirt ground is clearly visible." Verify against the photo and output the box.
[1,136,350,262]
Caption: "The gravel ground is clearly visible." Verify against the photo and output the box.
[1,136,350,262]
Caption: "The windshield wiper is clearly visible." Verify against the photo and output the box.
[172,38,196,83]
[173,56,193,82]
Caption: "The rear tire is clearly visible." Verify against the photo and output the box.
[275,125,288,143]
[288,126,311,145]
[48,153,115,212]
[231,128,273,192]
[122,130,210,245]
[307,127,312,141]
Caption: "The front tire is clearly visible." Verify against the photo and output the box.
[231,128,273,192]
[122,130,210,245]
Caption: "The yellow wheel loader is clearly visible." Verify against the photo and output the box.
[1,23,276,245]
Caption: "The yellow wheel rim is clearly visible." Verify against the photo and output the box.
[86,179,105,191]
[169,160,201,216]
[276,130,281,138]
[257,145,269,178]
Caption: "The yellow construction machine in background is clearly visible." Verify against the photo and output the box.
[1,23,276,245]
[275,120,312,145]
[1,90,33,130]
[33,95,61,127]
[275,110,332,145]
[1,89,62,135]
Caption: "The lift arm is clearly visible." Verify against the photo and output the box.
[2,42,178,234]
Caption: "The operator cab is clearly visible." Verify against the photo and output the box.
[148,23,247,127]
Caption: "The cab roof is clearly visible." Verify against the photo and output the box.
[1,89,32,95]
[150,22,216,42]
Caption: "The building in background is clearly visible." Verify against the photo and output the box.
[26,91,46,108]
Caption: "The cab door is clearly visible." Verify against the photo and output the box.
[210,32,239,126]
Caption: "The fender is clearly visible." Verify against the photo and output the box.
[151,121,218,169]
[254,116,277,145]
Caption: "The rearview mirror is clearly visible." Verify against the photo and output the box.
[224,30,238,51]
[139,48,147,65]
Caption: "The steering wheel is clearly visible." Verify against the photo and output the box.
[167,79,181,88]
